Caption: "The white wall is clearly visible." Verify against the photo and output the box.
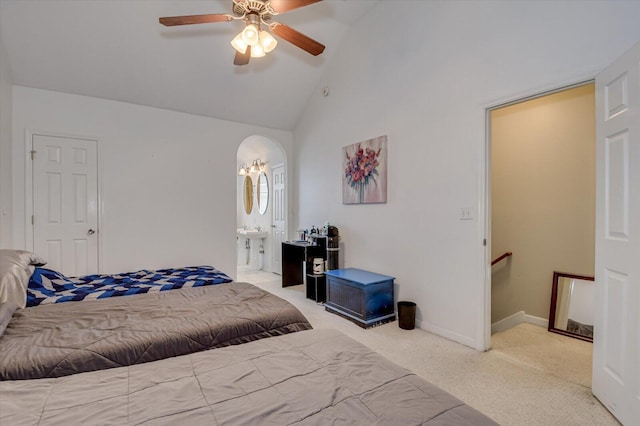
[12,86,293,278]
[293,0,640,349]
[0,40,12,248]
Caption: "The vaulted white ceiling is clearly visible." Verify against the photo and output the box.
[0,0,375,130]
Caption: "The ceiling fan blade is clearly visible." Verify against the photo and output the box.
[268,0,322,14]
[234,46,251,66]
[159,14,232,26]
[271,23,325,56]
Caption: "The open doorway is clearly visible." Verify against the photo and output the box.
[487,82,596,383]
[236,135,287,277]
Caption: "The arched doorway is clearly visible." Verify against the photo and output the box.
[236,135,287,275]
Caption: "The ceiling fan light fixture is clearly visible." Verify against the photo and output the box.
[242,23,260,46]
[231,33,248,54]
[159,0,326,66]
[259,31,277,53]
[250,43,266,58]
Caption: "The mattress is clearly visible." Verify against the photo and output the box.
[0,282,312,380]
[0,328,498,426]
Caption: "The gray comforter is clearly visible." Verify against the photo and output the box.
[0,328,498,425]
[0,282,312,380]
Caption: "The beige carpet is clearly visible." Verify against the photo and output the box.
[238,272,619,426]
[239,270,619,426]
[491,322,593,388]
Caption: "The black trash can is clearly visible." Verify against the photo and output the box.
[397,301,416,330]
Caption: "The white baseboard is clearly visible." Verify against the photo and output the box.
[524,313,548,329]
[491,311,548,334]
[491,311,525,334]
[412,313,548,349]
[417,320,477,349]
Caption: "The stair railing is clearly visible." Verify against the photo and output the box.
[491,252,512,266]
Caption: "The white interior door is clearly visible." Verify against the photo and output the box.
[593,42,640,425]
[32,134,99,276]
[271,164,285,274]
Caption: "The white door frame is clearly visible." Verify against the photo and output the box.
[24,129,103,272]
[480,75,597,350]
[271,162,286,274]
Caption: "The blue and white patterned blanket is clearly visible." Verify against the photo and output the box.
[27,265,233,307]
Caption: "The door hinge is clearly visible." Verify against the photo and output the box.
[30,150,36,160]
[31,215,34,225]
[483,239,487,246]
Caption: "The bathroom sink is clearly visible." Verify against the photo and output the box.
[237,229,268,239]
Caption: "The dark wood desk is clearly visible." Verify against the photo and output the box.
[282,240,325,287]
[306,273,326,303]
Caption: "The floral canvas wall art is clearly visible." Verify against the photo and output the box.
[343,135,387,204]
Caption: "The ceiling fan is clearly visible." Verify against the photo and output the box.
[159,0,326,66]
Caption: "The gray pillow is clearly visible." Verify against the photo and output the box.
[7,249,47,266]
[0,301,19,338]
[0,250,47,308]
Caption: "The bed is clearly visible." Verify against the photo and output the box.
[0,328,498,426]
[1,250,311,380]
[26,265,233,307]
[1,249,233,309]
[0,281,312,380]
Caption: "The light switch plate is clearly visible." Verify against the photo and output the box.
[459,207,473,220]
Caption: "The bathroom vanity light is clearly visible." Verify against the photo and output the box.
[238,159,265,175]
[237,163,250,175]
[250,159,266,172]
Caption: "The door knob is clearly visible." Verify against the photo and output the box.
[88,229,96,235]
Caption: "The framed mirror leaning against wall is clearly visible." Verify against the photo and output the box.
[548,272,595,342]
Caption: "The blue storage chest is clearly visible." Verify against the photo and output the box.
[325,268,395,328]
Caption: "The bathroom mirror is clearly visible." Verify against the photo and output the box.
[257,172,269,215]
[243,175,253,214]
[548,272,594,342]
